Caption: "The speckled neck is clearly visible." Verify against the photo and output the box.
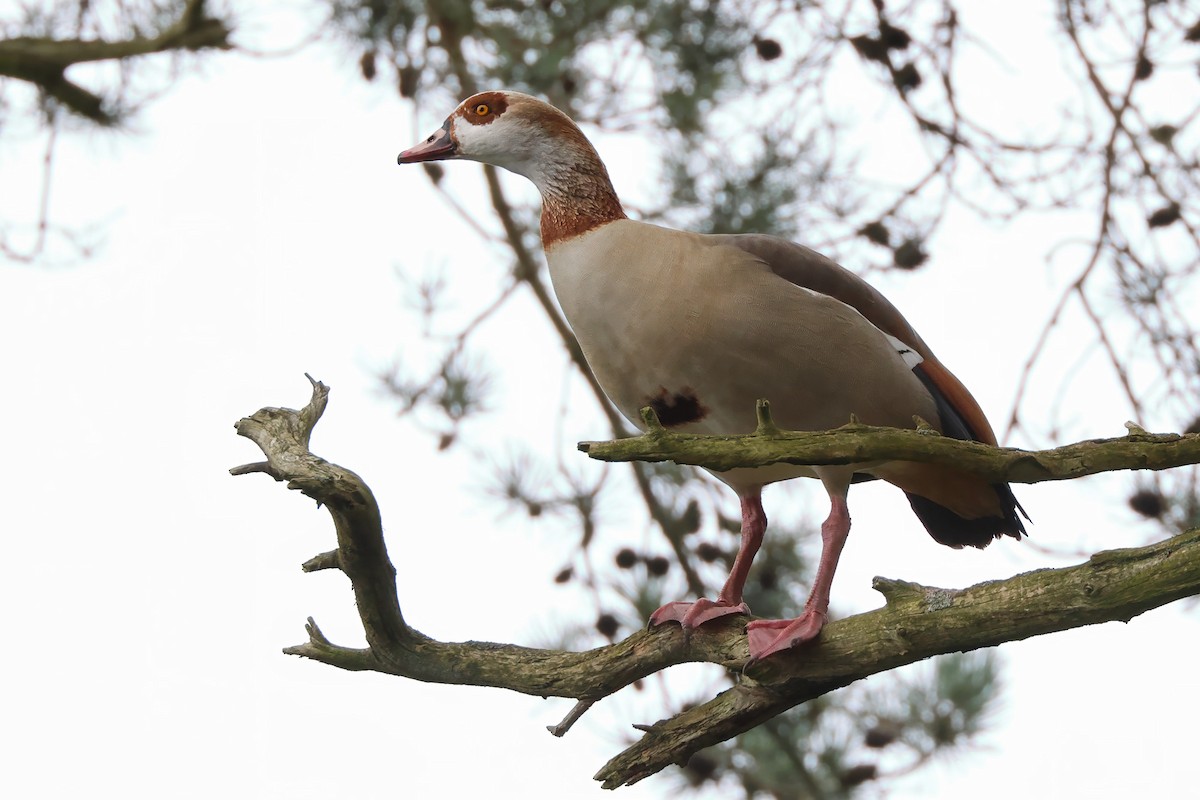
[537,155,627,247]
[498,113,625,247]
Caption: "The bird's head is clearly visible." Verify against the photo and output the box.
[397,91,598,188]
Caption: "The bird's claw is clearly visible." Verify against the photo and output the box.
[745,610,827,661]
[649,597,750,630]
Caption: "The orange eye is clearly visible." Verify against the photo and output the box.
[474,103,490,116]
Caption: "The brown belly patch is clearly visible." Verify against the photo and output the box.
[645,386,708,427]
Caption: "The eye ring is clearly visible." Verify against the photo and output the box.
[474,103,490,116]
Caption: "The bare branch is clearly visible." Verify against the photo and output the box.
[232,377,411,652]
[302,550,341,572]
[548,699,598,737]
[581,409,1200,485]
[234,381,1200,788]
[0,0,232,125]
[595,531,1200,787]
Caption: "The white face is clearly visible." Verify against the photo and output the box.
[397,91,517,166]
[398,90,588,193]
[450,93,554,182]
[452,112,524,163]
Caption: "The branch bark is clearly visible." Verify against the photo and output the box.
[233,381,1200,789]
[0,0,232,124]
[579,402,1200,485]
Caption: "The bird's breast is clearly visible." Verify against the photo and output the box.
[544,219,939,443]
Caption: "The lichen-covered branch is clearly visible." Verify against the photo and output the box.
[579,402,1200,484]
[595,531,1200,786]
[233,382,1200,789]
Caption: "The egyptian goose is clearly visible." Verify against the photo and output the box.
[397,91,1026,660]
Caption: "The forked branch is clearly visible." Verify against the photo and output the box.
[232,381,1200,788]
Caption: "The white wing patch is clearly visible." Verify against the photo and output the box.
[884,333,924,369]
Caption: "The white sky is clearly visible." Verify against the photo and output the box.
[2,3,1198,798]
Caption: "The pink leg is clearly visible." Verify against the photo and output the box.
[746,492,851,660]
[649,490,765,629]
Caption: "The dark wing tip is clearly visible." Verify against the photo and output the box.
[907,485,1027,550]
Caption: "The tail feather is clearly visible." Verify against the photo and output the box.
[907,487,1027,549]
[909,362,1030,549]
